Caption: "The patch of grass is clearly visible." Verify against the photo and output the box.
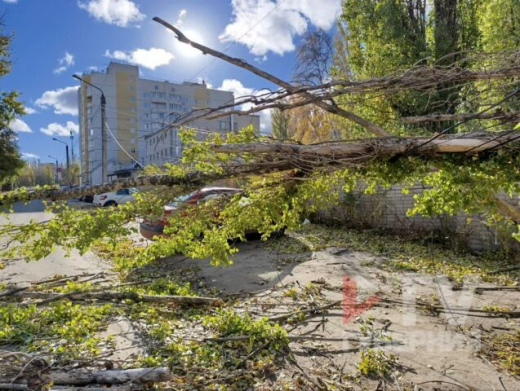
[0,302,115,364]
[358,348,399,378]
[130,278,197,297]
[202,309,288,347]
[93,238,146,271]
[482,331,520,375]
[482,305,511,313]
[133,307,284,389]
[272,225,518,285]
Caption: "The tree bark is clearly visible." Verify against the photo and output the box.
[212,135,517,156]
[402,111,520,124]
[46,367,174,386]
[12,291,223,307]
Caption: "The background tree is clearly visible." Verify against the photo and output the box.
[334,0,513,136]
[69,162,80,185]
[0,19,25,184]
[270,106,291,140]
[44,164,55,185]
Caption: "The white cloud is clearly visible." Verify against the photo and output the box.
[24,107,38,114]
[2,0,18,3]
[78,0,145,27]
[105,47,174,70]
[220,79,255,98]
[220,0,341,56]
[219,79,272,132]
[9,118,32,133]
[22,152,40,160]
[176,9,187,26]
[35,86,79,116]
[53,52,75,75]
[40,121,79,137]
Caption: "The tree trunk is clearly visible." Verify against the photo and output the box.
[46,367,175,386]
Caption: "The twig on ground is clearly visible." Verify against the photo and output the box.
[414,380,470,390]
[10,291,222,307]
[267,300,341,322]
[475,286,520,294]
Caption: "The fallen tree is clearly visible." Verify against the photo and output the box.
[1,15,519,267]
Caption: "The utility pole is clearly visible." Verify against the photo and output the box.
[52,138,71,186]
[65,144,70,186]
[70,130,75,163]
[101,93,107,184]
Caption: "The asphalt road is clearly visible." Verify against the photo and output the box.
[0,200,109,285]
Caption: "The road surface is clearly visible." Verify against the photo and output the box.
[0,200,109,285]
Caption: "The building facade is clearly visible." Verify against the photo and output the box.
[77,62,260,185]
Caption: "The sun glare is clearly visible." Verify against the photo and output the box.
[178,29,205,58]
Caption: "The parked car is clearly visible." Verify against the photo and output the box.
[93,188,138,207]
[140,187,246,240]
[78,194,94,203]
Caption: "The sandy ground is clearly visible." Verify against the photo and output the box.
[0,200,109,284]
[158,241,520,391]
[1,204,518,389]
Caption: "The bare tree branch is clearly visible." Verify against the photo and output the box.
[402,111,520,124]
[153,17,391,137]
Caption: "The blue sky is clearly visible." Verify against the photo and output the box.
[3,0,341,166]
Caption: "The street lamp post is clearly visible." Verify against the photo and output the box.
[52,138,70,186]
[48,155,59,184]
[73,74,107,184]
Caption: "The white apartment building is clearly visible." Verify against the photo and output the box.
[77,62,260,185]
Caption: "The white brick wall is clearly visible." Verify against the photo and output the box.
[315,185,520,252]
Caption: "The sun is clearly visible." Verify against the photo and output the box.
[178,29,205,58]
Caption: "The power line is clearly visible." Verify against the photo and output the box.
[104,120,144,168]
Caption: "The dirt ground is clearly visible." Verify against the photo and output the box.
[2,222,518,390]
[113,233,518,391]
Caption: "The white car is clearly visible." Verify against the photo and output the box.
[93,188,138,207]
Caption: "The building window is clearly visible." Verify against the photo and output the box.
[130,85,134,92]
[152,102,166,110]
[130,96,135,102]
[143,102,150,109]
[234,122,238,130]
[131,107,135,112]
[219,121,227,130]
[143,92,150,99]
[158,112,165,119]
[154,85,159,90]
[131,138,135,144]
[130,75,135,82]
[171,87,175,92]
